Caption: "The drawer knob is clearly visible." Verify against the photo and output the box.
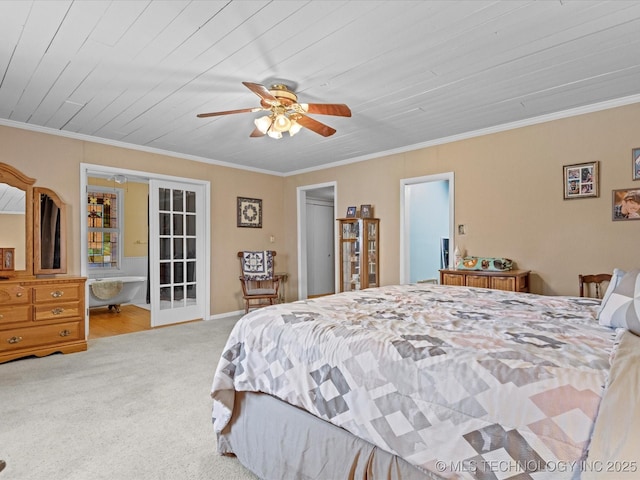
[51,290,64,298]
[7,336,23,344]
[59,329,71,337]
[16,292,23,298]
[52,307,65,315]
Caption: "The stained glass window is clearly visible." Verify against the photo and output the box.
[87,190,120,269]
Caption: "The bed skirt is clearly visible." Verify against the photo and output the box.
[218,391,442,480]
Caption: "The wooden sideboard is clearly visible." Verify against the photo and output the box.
[0,277,86,363]
[439,269,530,293]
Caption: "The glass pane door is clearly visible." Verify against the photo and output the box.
[340,219,360,291]
[366,220,378,288]
[150,180,205,326]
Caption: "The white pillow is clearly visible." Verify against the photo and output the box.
[597,268,626,319]
[598,269,640,335]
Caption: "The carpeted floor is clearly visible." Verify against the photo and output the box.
[0,317,258,480]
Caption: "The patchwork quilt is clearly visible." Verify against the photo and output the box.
[211,284,619,479]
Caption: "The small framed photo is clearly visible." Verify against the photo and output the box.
[237,197,262,228]
[633,148,640,181]
[1,248,15,271]
[563,161,599,199]
[346,206,357,218]
[360,204,372,218]
[612,188,640,221]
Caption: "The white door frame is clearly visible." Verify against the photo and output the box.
[80,163,211,335]
[148,178,208,327]
[399,172,455,284]
[296,181,338,300]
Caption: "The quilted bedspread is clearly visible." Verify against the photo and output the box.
[211,284,619,479]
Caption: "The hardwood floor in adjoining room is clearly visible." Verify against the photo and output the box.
[89,305,151,339]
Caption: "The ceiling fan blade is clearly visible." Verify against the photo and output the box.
[303,103,351,117]
[249,127,265,137]
[242,82,279,106]
[197,107,262,118]
[296,115,337,137]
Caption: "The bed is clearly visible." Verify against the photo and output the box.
[211,283,640,479]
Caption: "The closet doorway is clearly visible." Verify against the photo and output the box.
[297,182,337,300]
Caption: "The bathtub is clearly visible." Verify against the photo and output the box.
[87,276,146,313]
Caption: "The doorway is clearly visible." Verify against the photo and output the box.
[297,182,337,300]
[80,163,210,336]
[400,173,454,284]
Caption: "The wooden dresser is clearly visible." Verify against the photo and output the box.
[439,269,530,293]
[0,277,86,363]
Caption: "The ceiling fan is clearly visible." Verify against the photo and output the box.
[196,82,351,139]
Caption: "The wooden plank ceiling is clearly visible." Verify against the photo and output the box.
[1,0,640,175]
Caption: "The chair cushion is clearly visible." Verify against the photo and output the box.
[598,269,640,335]
[246,288,276,295]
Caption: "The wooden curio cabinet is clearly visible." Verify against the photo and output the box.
[337,218,379,292]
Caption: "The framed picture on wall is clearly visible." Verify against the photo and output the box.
[563,161,599,199]
[633,148,640,181]
[237,197,262,228]
[612,188,640,221]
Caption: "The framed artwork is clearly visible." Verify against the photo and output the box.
[360,204,372,218]
[346,206,357,218]
[633,148,640,181]
[612,188,640,221]
[237,197,262,228]
[563,161,599,199]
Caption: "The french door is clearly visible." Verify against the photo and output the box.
[149,179,206,326]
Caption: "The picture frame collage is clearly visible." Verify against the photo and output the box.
[345,204,373,218]
[564,149,640,221]
[614,148,640,221]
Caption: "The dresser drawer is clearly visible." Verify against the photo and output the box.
[0,284,29,305]
[441,273,465,286]
[0,321,82,353]
[34,301,81,322]
[0,305,31,326]
[439,269,531,293]
[466,275,490,289]
[33,283,82,303]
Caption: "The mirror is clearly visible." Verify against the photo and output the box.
[34,187,67,275]
[0,163,34,277]
[0,183,26,271]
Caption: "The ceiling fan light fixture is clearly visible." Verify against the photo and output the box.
[267,128,283,139]
[288,121,302,137]
[254,115,272,134]
[197,81,350,139]
[272,113,292,132]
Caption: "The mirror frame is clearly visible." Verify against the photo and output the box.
[34,186,67,275]
[0,162,34,277]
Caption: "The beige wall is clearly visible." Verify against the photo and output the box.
[285,102,640,297]
[0,126,284,314]
[2,101,639,316]
[0,213,26,270]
